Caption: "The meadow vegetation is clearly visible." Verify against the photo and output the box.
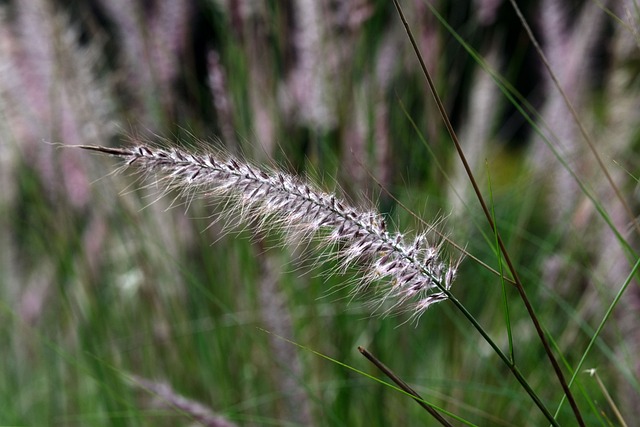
[1,0,639,425]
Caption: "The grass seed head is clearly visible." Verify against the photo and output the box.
[81,142,461,318]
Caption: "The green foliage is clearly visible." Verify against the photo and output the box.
[1,0,638,425]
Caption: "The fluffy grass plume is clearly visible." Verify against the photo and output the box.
[76,142,460,319]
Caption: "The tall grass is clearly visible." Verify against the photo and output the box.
[1,0,639,425]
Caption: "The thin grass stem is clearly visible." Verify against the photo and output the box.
[555,255,640,418]
[425,4,638,264]
[487,165,514,361]
[585,369,629,427]
[391,1,583,424]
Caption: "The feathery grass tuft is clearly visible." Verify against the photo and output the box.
[76,143,461,319]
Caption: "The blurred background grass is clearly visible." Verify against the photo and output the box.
[1,0,639,425]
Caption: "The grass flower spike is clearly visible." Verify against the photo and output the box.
[78,143,459,318]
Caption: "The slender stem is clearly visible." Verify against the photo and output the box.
[358,346,453,427]
[557,255,640,417]
[440,289,559,426]
[587,369,629,427]
[391,1,584,425]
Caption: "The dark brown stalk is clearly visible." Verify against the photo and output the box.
[358,346,453,427]
[391,1,584,425]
